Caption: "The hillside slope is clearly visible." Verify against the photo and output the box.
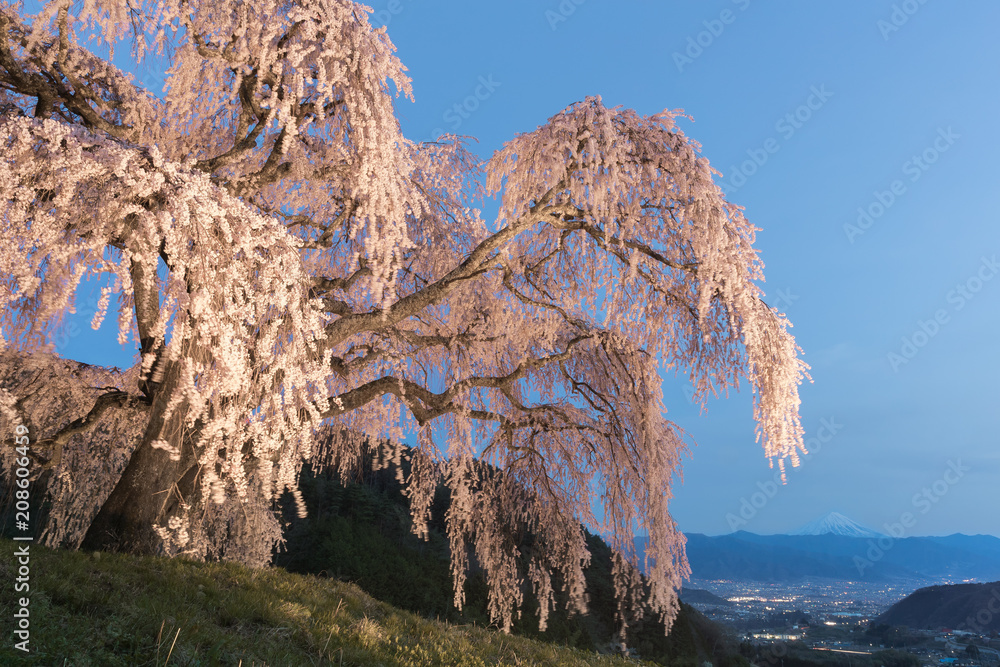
[0,446,747,666]
[0,538,658,666]
[276,461,745,667]
[876,581,1000,632]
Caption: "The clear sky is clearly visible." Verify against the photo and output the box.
[59,1,1000,538]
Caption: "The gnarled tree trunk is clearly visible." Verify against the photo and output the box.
[82,357,202,554]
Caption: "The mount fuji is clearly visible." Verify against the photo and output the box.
[790,511,886,538]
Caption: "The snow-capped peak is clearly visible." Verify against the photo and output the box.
[791,512,885,538]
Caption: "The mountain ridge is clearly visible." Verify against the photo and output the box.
[633,530,1000,583]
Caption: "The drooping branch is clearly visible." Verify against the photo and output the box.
[0,9,149,141]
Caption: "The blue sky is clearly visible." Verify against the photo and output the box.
[60,1,1000,537]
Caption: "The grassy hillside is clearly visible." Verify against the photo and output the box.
[274,461,744,667]
[0,441,747,665]
[0,538,659,666]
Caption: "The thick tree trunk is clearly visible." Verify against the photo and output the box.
[81,254,208,555]
[81,356,201,554]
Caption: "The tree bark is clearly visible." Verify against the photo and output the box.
[80,356,201,554]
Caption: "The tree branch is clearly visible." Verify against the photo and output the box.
[322,203,561,347]
[29,390,137,469]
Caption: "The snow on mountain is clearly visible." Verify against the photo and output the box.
[791,511,885,538]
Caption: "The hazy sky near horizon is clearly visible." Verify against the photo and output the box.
[57,2,999,537]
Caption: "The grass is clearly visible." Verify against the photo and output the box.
[0,539,656,666]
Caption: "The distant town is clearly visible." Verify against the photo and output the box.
[685,577,999,666]
[672,512,1000,667]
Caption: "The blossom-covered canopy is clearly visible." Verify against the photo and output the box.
[0,0,807,638]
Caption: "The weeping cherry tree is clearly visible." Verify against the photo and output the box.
[0,0,808,640]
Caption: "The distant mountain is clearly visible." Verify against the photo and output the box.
[633,531,1000,583]
[927,534,1000,561]
[876,581,1000,632]
[791,512,884,538]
